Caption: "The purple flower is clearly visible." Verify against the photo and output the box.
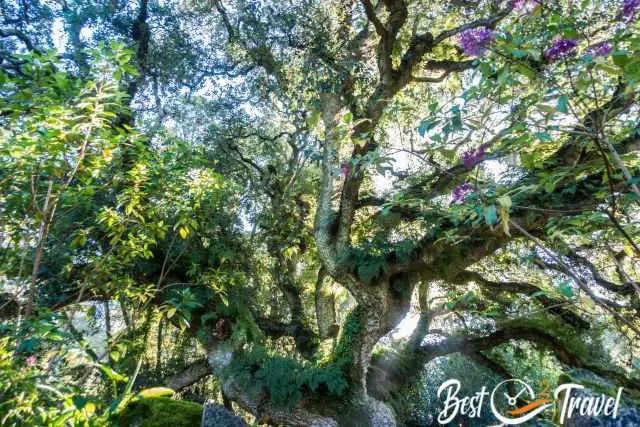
[341,162,350,177]
[515,0,540,10]
[623,0,640,21]
[587,41,612,57]
[458,28,494,56]
[545,39,578,61]
[462,145,486,168]
[452,182,474,204]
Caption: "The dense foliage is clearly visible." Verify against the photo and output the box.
[1,0,639,426]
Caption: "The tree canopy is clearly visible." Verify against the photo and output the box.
[1,0,639,425]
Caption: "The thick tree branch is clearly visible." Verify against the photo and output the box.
[0,28,39,52]
[314,93,342,276]
[127,0,150,100]
[454,270,590,329]
[532,256,628,309]
[432,0,517,46]
[565,250,635,295]
[423,59,476,73]
[511,220,640,336]
[420,326,640,391]
[163,359,211,391]
[329,2,521,259]
[552,83,636,167]
[360,0,386,37]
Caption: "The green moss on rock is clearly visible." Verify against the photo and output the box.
[116,397,202,427]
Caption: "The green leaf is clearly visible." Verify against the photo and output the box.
[612,51,629,68]
[526,49,541,61]
[556,95,569,113]
[121,64,140,76]
[18,338,40,353]
[136,387,175,399]
[220,293,229,307]
[558,282,574,299]
[535,132,553,142]
[72,395,89,410]
[483,205,498,226]
[511,48,526,59]
[515,64,536,80]
[497,69,510,85]
[497,196,511,236]
[86,305,96,320]
[623,244,635,257]
[306,111,320,128]
[497,195,512,209]
[418,118,439,137]
[99,365,128,383]
[482,310,501,318]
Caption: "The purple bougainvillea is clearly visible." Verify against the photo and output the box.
[545,39,578,61]
[587,41,613,57]
[623,0,640,21]
[515,0,540,10]
[451,182,474,204]
[462,145,487,169]
[458,28,494,56]
[341,162,350,177]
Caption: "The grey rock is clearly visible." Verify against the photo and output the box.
[201,401,247,427]
[564,407,640,427]
[561,370,640,427]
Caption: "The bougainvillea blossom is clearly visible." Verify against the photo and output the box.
[546,38,578,61]
[451,182,474,204]
[458,28,494,56]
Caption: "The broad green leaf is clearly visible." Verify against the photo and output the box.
[483,205,498,226]
[556,95,569,113]
[136,387,175,399]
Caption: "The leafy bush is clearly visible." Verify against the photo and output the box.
[224,345,348,408]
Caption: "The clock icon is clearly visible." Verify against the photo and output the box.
[490,379,553,425]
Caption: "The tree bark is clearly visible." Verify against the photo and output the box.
[315,268,338,339]
[163,359,211,392]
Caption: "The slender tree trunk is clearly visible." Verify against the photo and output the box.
[156,315,164,377]
[122,301,132,332]
[26,180,54,318]
[104,300,111,365]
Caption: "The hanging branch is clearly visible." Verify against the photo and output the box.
[510,219,640,336]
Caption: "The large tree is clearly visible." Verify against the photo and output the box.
[1,0,639,425]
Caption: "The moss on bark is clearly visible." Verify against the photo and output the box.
[116,397,202,427]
